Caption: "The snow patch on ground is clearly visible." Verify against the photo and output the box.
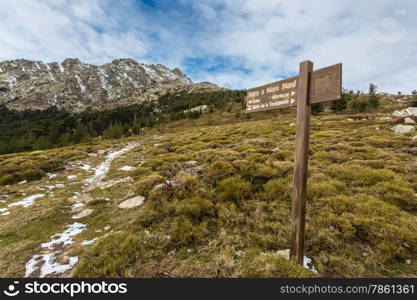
[0,208,10,216]
[140,64,162,81]
[303,256,318,274]
[80,164,91,171]
[47,173,58,179]
[119,165,135,171]
[276,249,318,274]
[41,222,86,249]
[67,175,77,180]
[75,73,86,93]
[85,143,137,190]
[81,238,98,246]
[8,194,45,208]
[6,75,17,87]
[100,177,133,189]
[71,202,85,210]
[25,252,78,278]
[25,222,86,277]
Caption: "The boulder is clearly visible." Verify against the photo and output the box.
[392,107,417,117]
[118,196,145,209]
[404,117,416,124]
[391,124,415,134]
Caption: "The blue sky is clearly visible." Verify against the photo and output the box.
[0,0,416,93]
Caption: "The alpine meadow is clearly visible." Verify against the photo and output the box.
[0,0,416,284]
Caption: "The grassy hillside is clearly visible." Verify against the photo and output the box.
[0,95,416,278]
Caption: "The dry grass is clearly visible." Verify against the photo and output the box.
[1,97,417,278]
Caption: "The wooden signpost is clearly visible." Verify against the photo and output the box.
[246,61,342,265]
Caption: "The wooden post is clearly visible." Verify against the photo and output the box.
[290,60,313,265]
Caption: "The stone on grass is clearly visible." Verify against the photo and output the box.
[392,107,417,117]
[391,124,415,134]
[404,117,416,124]
[118,196,145,209]
[72,208,93,219]
[185,160,198,166]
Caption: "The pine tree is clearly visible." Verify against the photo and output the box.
[331,90,350,112]
[411,90,417,107]
[311,103,324,115]
[368,83,380,109]
[33,136,51,150]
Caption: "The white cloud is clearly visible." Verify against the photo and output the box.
[185,0,417,93]
[0,0,416,93]
[0,0,150,64]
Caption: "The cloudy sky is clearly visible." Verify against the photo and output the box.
[0,0,416,93]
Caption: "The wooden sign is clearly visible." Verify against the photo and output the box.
[246,76,298,113]
[245,61,342,267]
[245,63,341,113]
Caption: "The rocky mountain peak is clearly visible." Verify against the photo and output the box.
[0,58,206,112]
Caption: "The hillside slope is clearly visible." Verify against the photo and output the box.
[0,96,416,278]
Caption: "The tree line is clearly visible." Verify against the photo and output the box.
[0,90,246,155]
[329,83,382,113]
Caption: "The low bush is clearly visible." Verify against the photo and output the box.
[205,160,235,185]
[217,176,252,204]
[134,173,165,196]
[169,216,210,248]
[174,197,217,221]
[73,232,145,277]
[326,164,394,187]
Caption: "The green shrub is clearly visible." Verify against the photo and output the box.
[134,173,165,196]
[142,158,164,170]
[129,167,152,178]
[307,181,338,200]
[172,172,203,200]
[370,181,417,210]
[217,176,251,204]
[348,96,368,112]
[169,216,210,248]
[205,160,235,184]
[73,232,145,277]
[0,169,45,186]
[263,178,292,202]
[312,194,417,269]
[0,174,15,185]
[175,197,217,221]
[326,164,394,187]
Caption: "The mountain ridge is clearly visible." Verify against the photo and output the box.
[0,58,223,112]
